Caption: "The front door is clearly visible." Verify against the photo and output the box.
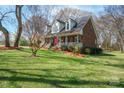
[54,36,58,45]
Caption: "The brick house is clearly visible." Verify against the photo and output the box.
[44,16,97,48]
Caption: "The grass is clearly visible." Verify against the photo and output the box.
[0,48,124,88]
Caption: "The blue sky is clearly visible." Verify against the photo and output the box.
[65,5,104,15]
[0,5,105,35]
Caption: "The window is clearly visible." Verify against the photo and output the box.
[67,22,69,29]
[66,22,69,30]
[78,35,81,42]
[74,36,77,42]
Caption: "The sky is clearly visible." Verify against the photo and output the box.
[0,5,105,39]
[65,5,104,15]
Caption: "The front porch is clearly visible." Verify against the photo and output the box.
[45,34,83,48]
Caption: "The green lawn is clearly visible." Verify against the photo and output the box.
[0,48,124,88]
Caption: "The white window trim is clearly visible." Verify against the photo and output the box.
[69,19,71,30]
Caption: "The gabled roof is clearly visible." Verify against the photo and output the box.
[76,16,91,28]
[46,16,91,36]
[59,16,91,34]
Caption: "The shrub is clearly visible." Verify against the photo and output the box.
[81,47,103,54]
[61,44,103,55]
[96,48,103,54]
[61,45,68,51]
[73,44,81,53]
[20,39,28,46]
[92,48,103,54]
[84,47,91,54]
[68,45,74,52]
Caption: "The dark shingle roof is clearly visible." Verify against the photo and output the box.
[56,19,65,24]
[59,16,91,34]
[46,16,91,36]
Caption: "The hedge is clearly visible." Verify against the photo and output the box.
[61,45,103,55]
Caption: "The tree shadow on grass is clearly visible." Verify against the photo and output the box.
[40,55,100,65]
[17,48,31,53]
[105,64,124,69]
[90,53,115,57]
[0,69,123,88]
[0,50,123,68]
[0,52,96,65]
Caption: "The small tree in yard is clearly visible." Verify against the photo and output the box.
[23,16,47,57]
[29,33,45,56]
[23,5,54,56]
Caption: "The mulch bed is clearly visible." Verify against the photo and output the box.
[64,51,85,58]
[52,48,85,58]
[0,46,19,50]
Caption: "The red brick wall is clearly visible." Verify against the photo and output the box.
[81,19,97,48]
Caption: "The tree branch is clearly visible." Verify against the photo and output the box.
[0,11,15,21]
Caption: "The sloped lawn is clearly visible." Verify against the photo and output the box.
[0,48,124,88]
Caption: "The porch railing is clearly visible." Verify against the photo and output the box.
[59,42,83,47]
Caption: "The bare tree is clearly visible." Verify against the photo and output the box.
[23,16,48,57]
[105,6,124,53]
[14,5,23,47]
[54,7,92,21]
[95,15,118,51]
[22,5,54,56]
[0,10,14,47]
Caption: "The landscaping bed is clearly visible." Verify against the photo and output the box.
[0,46,19,50]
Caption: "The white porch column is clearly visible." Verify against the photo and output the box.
[77,35,79,43]
[65,36,68,45]
[59,36,61,47]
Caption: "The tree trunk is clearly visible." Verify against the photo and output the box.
[120,40,124,53]
[31,50,37,57]
[4,31,10,47]
[14,5,23,47]
[118,30,124,53]
[32,52,37,57]
[0,22,10,47]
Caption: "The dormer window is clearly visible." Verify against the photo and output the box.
[65,22,69,30]
[52,20,65,34]
[65,18,77,31]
